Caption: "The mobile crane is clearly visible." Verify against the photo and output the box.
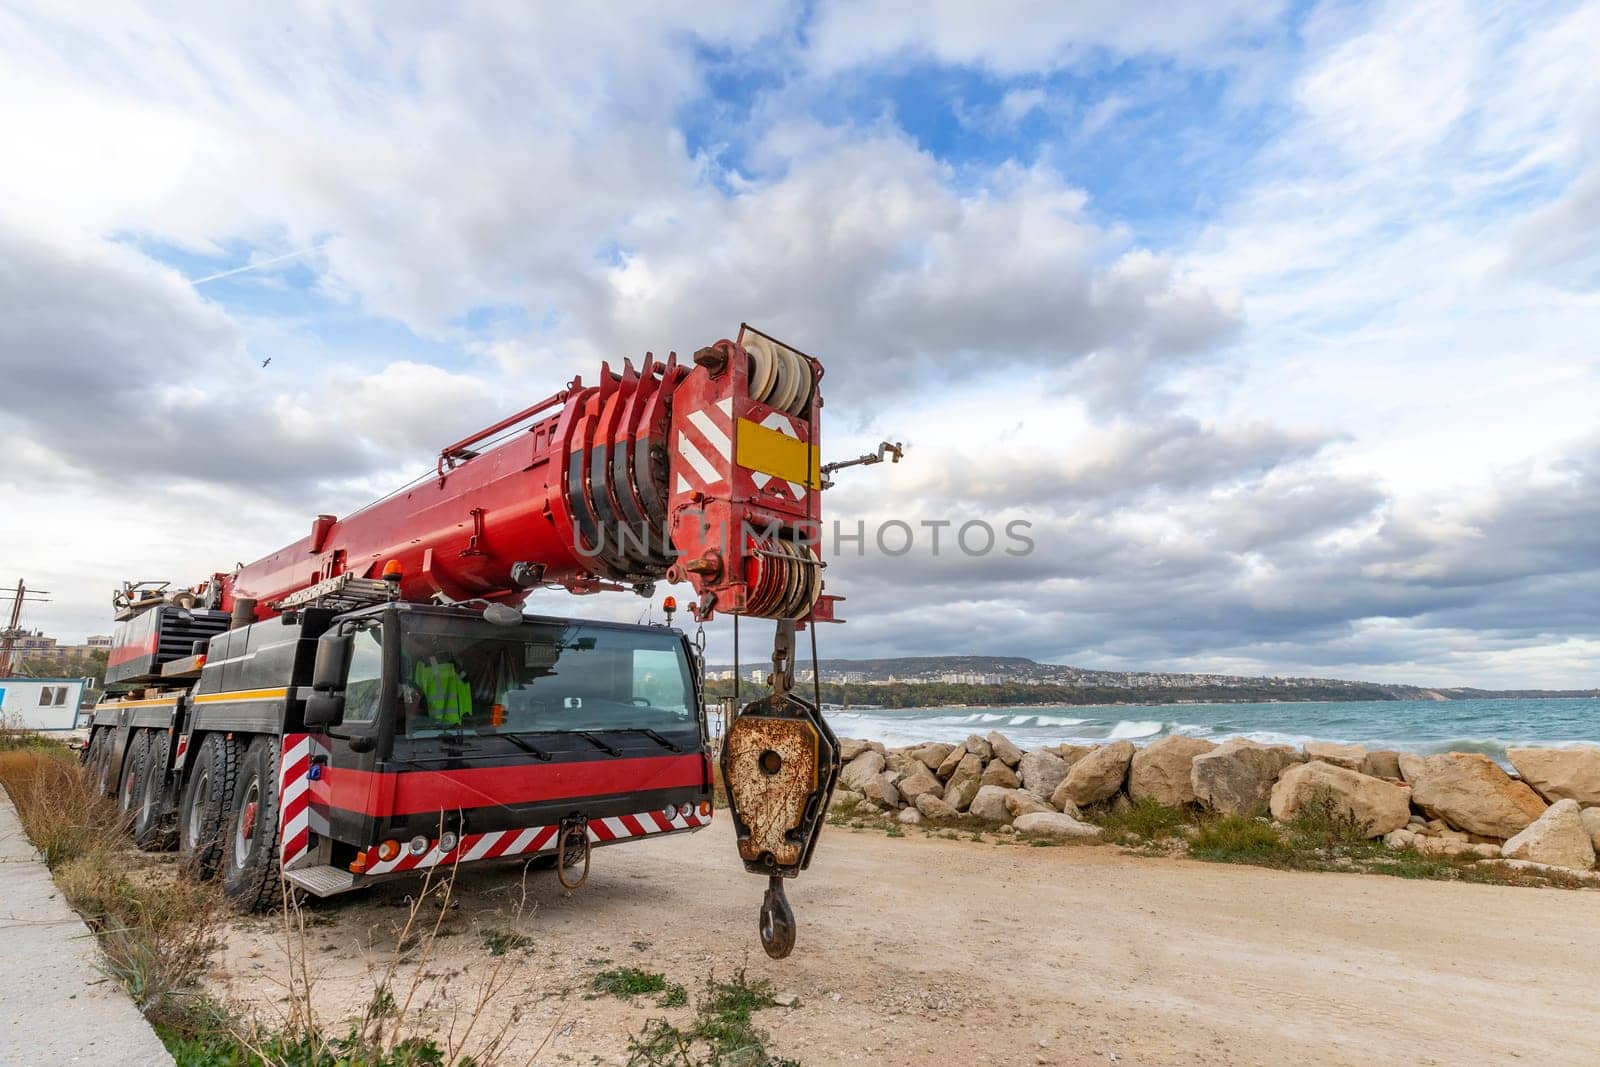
[83,326,894,958]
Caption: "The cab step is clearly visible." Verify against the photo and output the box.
[283,865,358,897]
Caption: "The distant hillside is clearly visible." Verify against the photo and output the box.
[705,654,1598,702]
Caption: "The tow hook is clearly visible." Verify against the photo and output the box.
[556,816,591,890]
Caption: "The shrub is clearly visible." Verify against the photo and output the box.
[1095,797,1191,843]
[1188,814,1289,864]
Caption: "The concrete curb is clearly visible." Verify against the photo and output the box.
[0,790,175,1065]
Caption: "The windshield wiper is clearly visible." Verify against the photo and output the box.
[497,732,552,761]
[575,731,622,757]
[621,727,681,753]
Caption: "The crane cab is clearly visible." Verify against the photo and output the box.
[88,601,715,907]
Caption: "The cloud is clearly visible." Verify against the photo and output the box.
[593,132,1241,405]
[0,220,495,495]
[1,1,1598,692]
[803,0,1286,75]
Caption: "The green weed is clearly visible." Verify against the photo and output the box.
[480,928,532,957]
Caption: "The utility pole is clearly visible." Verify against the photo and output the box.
[0,580,51,676]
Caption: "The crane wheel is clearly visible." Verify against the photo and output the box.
[221,736,284,912]
[118,730,151,820]
[133,732,175,851]
[179,733,240,880]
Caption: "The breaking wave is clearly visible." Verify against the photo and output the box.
[814,697,1600,757]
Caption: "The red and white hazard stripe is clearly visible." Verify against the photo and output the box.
[362,807,711,877]
[672,396,733,495]
[279,732,332,870]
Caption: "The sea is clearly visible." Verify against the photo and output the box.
[824,697,1600,764]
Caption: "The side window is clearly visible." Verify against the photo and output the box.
[54,687,68,706]
[38,687,54,706]
[343,626,385,723]
[631,649,689,713]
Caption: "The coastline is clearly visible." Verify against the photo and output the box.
[825,730,1600,876]
[814,695,1600,760]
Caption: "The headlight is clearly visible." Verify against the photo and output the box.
[439,831,459,852]
[408,835,430,856]
[678,802,694,818]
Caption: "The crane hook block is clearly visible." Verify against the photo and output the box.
[721,688,842,879]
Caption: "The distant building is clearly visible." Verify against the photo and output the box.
[1,630,109,670]
[0,676,87,731]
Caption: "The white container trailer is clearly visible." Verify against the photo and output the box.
[0,677,87,731]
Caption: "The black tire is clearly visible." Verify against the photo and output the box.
[133,731,174,851]
[84,729,110,795]
[220,735,283,912]
[179,733,239,880]
[118,730,150,819]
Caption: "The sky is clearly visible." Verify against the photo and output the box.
[1,1,1597,688]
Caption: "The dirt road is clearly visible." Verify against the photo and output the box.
[213,822,1600,1065]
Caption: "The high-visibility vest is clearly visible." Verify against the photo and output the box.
[414,658,471,725]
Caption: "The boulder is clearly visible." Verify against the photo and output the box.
[968,785,1016,823]
[936,745,968,780]
[1128,736,1217,807]
[1361,750,1404,781]
[1268,761,1412,837]
[1018,749,1070,800]
[911,742,956,772]
[862,771,902,809]
[895,764,943,805]
[1383,828,1416,849]
[964,734,994,761]
[1013,812,1105,841]
[1582,807,1600,853]
[838,738,879,761]
[986,731,1024,767]
[915,792,960,822]
[1414,838,1500,859]
[947,752,983,790]
[839,750,887,792]
[884,749,916,776]
[1005,791,1056,819]
[1191,740,1304,816]
[1399,752,1547,838]
[1506,747,1600,807]
[1059,740,1135,807]
[897,807,923,827]
[1053,744,1096,770]
[943,773,981,812]
[1303,742,1367,771]
[980,760,1020,789]
[1501,799,1596,870]
[828,788,862,810]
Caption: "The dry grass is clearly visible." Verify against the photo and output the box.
[227,861,531,1066]
[0,745,223,1024]
[0,745,126,866]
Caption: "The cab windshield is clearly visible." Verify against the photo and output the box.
[396,619,699,741]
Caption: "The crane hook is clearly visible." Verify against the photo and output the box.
[758,875,797,959]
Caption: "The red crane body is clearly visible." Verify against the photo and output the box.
[216,326,831,626]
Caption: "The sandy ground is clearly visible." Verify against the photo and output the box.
[211,821,1600,1066]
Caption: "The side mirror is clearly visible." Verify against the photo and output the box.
[312,634,354,691]
[304,690,346,728]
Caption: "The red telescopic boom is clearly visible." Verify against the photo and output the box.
[215,326,831,626]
